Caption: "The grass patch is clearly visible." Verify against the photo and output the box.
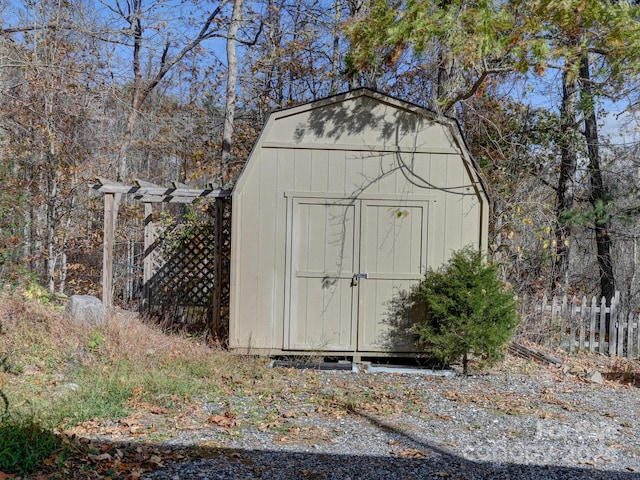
[0,415,64,475]
[0,289,267,450]
[0,287,277,476]
[0,288,272,431]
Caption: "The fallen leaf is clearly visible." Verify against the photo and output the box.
[207,413,237,429]
[282,410,297,419]
[131,386,144,397]
[396,449,427,458]
[435,414,452,421]
[444,391,459,400]
[99,442,114,452]
[150,405,172,414]
[0,472,16,480]
[439,441,459,447]
[88,452,113,462]
[258,420,282,432]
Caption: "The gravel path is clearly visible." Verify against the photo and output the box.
[138,363,640,480]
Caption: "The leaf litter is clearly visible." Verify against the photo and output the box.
[13,346,640,478]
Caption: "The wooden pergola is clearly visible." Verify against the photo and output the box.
[92,177,232,311]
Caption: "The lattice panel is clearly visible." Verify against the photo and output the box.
[144,197,232,341]
[147,223,216,306]
[217,197,232,338]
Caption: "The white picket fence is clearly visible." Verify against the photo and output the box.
[518,292,639,359]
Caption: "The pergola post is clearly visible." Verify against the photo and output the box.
[212,197,223,335]
[102,192,115,308]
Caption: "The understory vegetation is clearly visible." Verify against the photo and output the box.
[0,288,271,476]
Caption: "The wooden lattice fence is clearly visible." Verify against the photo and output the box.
[519,292,640,359]
[145,198,231,341]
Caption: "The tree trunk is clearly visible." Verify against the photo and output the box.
[553,68,579,294]
[330,0,341,94]
[580,53,615,302]
[222,0,244,182]
[346,0,365,90]
[434,0,453,115]
[117,108,140,183]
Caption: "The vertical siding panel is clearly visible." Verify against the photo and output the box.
[311,149,330,192]
[444,153,463,259]
[235,154,262,347]
[372,152,396,195]
[412,153,432,270]
[344,151,366,195]
[361,152,376,194]
[327,150,346,193]
[428,153,447,267]
[256,149,279,348]
[294,149,313,191]
[397,151,416,196]
[461,149,481,250]
[274,148,295,348]
[411,152,432,193]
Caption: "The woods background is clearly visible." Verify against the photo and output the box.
[1,0,639,312]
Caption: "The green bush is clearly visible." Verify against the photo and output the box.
[0,416,63,475]
[413,247,519,374]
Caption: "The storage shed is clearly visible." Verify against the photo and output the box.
[229,89,489,358]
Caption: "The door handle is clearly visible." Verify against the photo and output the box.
[351,273,368,287]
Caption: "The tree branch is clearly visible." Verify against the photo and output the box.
[144,4,225,96]
[442,68,510,113]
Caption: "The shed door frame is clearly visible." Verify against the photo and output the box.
[283,192,435,352]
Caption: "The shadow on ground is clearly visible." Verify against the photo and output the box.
[43,402,640,480]
[139,446,637,480]
[133,407,638,480]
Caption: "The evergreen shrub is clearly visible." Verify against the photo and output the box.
[413,247,519,373]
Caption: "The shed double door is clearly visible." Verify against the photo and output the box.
[285,196,428,352]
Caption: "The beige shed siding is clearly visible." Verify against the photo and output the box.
[268,96,454,152]
[230,90,489,354]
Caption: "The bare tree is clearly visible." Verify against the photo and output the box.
[221,0,243,182]
[97,0,227,182]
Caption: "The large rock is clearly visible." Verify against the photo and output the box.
[64,295,106,326]
[586,370,604,385]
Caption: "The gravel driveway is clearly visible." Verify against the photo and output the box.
[133,357,640,480]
